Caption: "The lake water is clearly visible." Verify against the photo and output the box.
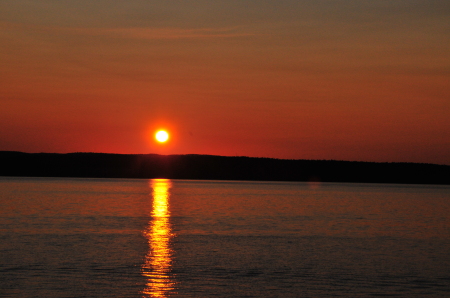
[0,177,449,297]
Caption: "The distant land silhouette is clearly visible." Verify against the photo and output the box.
[1,151,449,185]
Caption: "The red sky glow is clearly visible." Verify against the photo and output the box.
[1,1,449,164]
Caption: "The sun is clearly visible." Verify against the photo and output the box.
[155,130,169,143]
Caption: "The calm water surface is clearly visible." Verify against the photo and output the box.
[0,177,449,297]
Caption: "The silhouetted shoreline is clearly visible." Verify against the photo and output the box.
[1,151,449,185]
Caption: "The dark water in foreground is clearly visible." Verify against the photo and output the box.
[0,177,449,297]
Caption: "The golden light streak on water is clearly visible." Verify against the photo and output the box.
[142,179,175,297]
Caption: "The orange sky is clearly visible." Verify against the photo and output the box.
[1,1,449,164]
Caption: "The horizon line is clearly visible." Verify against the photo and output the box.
[1,150,448,167]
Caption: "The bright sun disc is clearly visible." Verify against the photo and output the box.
[155,130,169,143]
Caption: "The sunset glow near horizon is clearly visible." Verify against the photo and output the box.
[1,1,449,165]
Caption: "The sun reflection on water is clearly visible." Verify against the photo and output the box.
[142,179,175,297]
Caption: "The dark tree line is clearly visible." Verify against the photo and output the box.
[1,151,449,185]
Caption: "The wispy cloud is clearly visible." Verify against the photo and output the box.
[91,27,255,40]
[1,21,255,40]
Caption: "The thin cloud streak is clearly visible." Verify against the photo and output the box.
[0,21,255,40]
